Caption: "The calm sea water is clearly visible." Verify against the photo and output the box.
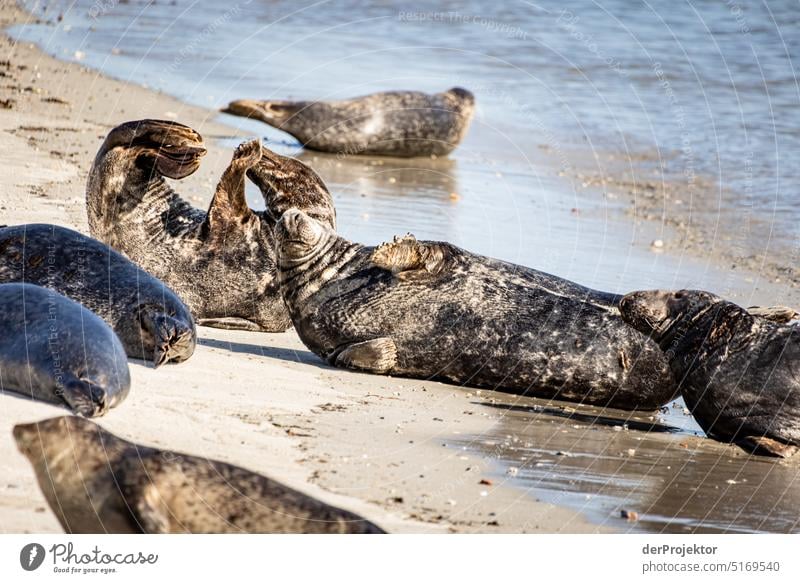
[10,0,800,532]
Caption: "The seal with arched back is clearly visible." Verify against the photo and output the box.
[273,209,678,410]
[620,289,800,457]
[0,224,195,366]
[14,416,385,533]
[0,283,130,416]
[87,120,335,331]
[223,88,475,158]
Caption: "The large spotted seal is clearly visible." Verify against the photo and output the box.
[0,283,130,416]
[620,289,800,457]
[273,209,678,410]
[14,416,385,533]
[86,119,335,332]
[223,88,475,158]
[0,224,195,366]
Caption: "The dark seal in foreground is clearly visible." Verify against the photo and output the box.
[14,416,385,534]
[620,289,800,457]
[274,209,678,410]
[0,224,195,366]
[223,88,475,158]
[0,283,130,416]
[86,119,335,332]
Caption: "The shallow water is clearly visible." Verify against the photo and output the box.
[10,0,800,532]
[456,393,800,534]
[11,0,800,300]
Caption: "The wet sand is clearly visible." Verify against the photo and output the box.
[2,1,799,534]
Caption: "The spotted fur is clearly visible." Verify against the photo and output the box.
[86,120,334,332]
[620,289,800,457]
[274,210,678,410]
[224,88,475,158]
[14,416,384,533]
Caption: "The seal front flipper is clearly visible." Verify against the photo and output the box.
[747,305,799,323]
[331,338,397,374]
[370,234,454,278]
[736,436,798,458]
[204,138,262,236]
[118,455,181,533]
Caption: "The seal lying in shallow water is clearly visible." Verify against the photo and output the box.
[14,416,385,533]
[0,283,129,416]
[273,209,678,410]
[87,120,334,331]
[620,289,800,457]
[223,88,475,158]
[0,224,195,366]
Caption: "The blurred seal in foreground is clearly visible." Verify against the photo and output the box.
[14,416,385,533]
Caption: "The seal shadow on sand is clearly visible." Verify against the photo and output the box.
[196,337,327,367]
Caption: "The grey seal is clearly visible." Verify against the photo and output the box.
[0,283,130,416]
[0,224,195,366]
[86,119,335,332]
[273,209,678,410]
[14,416,385,533]
[620,289,800,457]
[223,88,475,158]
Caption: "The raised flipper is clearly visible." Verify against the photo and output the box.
[747,306,799,323]
[331,338,397,374]
[736,435,798,458]
[370,234,454,278]
[204,139,261,235]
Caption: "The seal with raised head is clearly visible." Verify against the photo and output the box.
[0,224,195,366]
[620,289,800,457]
[14,416,385,533]
[273,209,678,410]
[0,283,130,416]
[223,88,475,158]
[86,120,335,332]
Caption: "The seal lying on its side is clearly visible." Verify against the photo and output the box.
[0,283,130,416]
[87,120,336,332]
[223,88,475,158]
[14,416,385,533]
[0,224,195,366]
[273,210,678,410]
[620,289,800,457]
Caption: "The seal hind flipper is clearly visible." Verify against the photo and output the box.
[331,338,397,374]
[747,305,799,323]
[139,309,197,367]
[222,99,310,129]
[736,436,798,458]
[205,139,262,234]
[370,235,453,278]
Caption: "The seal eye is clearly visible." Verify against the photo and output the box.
[674,292,684,299]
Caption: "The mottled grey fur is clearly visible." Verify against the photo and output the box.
[620,289,800,457]
[0,283,130,417]
[0,224,195,366]
[86,119,334,332]
[14,416,385,534]
[223,88,475,158]
[274,210,678,410]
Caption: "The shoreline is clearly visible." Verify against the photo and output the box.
[0,1,610,534]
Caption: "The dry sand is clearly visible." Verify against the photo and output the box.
[0,1,611,534]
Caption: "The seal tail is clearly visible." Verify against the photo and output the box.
[222,99,309,128]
